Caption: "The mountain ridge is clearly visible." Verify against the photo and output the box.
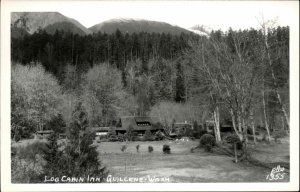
[11,12,203,37]
[89,18,192,35]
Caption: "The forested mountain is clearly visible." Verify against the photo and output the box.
[89,18,192,35]
[11,28,199,80]
[11,12,91,36]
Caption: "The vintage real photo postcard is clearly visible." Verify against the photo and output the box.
[1,0,299,191]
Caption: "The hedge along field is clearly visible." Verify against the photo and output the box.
[94,139,290,183]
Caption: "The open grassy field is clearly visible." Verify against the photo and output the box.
[11,137,289,183]
[95,139,290,183]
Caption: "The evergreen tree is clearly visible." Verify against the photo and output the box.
[175,61,185,102]
[42,132,62,177]
[68,101,88,150]
[63,101,108,181]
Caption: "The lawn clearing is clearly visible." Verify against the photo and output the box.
[95,139,290,182]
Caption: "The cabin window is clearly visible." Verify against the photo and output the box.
[96,132,108,136]
[136,121,151,126]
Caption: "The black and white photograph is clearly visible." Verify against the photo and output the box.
[1,0,299,191]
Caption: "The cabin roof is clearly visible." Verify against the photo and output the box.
[119,116,161,131]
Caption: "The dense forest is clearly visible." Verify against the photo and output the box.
[11,25,289,141]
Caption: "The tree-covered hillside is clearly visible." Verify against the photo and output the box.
[11,25,289,140]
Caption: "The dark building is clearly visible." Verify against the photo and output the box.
[90,116,165,136]
[115,116,164,135]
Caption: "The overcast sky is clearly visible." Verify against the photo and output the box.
[4,1,298,31]
[53,1,297,31]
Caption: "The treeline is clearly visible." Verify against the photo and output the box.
[11,26,289,140]
[11,29,197,82]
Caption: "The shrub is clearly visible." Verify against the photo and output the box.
[121,145,127,152]
[143,129,154,141]
[199,134,216,147]
[136,144,140,152]
[199,134,216,152]
[224,134,241,144]
[154,130,165,141]
[108,135,119,142]
[117,134,125,142]
[224,134,243,150]
[148,146,154,153]
[17,140,47,162]
[126,125,134,141]
[131,132,140,141]
[11,153,44,183]
[162,144,171,154]
[11,141,47,183]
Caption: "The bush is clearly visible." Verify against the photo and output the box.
[224,134,243,150]
[143,129,154,141]
[199,134,216,147]
[154,130,165,141]
[17,140,47,162]
[11,154,44,183]
[162,144,171,154]
[108,135,119,142]
[131,132,140,141]
[121,145,127,152]
[126,125,134,141]
[148,146,154,153]
[117,134,125,142]
[11,141,47,183]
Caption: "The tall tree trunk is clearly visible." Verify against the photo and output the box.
[263,31,290,129]
[213,106,221,143]
[250,109,257,144]
[262,89,271,141]
[230,109,243,141]
[234,143,238,163]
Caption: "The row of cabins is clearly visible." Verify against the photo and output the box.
[36,116,234,138]
[90,116,234,137]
